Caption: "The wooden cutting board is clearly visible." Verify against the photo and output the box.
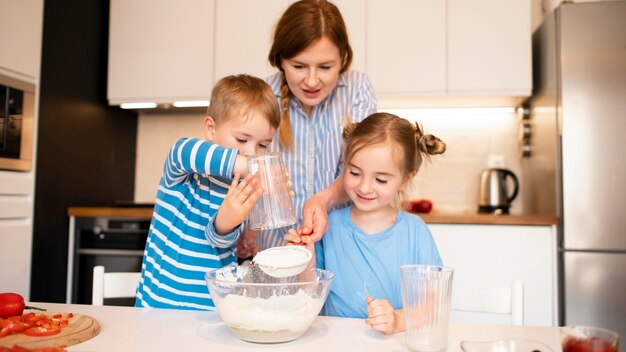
[0,313,100,349]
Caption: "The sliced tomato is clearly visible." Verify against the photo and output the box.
[0,319,30,332]
[0,326,10,338]
[24,326,61,337]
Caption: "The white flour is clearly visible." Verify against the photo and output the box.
[216,289,324,332]
[253,246,310,268]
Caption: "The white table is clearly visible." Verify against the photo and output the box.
[31,302,561,352]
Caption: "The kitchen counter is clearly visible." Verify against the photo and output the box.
[68,206,558,226]
[29,302,562,352]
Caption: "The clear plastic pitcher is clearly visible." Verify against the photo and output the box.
[247,153,297,230]
[401,265,454,352]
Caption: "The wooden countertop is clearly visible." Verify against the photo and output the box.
[416,212,558,226]
[67,206,153,218]
[68,206,558,226]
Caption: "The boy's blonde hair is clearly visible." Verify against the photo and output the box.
[207,74,280,129]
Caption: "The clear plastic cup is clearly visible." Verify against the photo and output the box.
[561,326,619,352]
[401,265,454,352]
[247,153,297,230]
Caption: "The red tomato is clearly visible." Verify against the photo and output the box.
[0,293,25,319]
[24,326,61,337]
[0,319,30,333]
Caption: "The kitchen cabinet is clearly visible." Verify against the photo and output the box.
[107,0,215,105]
[367,0,531,105]
[429,224,558,326]
[0,0,43,80]
[213,0,288,81]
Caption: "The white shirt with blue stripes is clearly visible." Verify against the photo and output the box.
[135,138,241,311]
[260,70,377,249]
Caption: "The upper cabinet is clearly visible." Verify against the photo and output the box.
[213,0,288,81]
[367,0,532,106]
[0,0,44,80]
[108,0,531,107]
[107,0,214,105]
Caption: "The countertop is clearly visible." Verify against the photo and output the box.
[29,302,562,352]
[67,206,558,226]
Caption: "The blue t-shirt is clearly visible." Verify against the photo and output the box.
[316,206,443,318]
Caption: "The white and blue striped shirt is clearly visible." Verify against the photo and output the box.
[135,138,241,311]
[259,71,377,249]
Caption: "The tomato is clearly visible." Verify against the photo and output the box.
[0,293,25,319]
[0,319,30,333]
[24,326,61,337]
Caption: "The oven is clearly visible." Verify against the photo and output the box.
[0,73,35,171]
[68,216,150,306]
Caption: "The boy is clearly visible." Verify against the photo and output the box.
[135,74,281,310]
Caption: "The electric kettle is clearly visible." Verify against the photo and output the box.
[478,168,519,214]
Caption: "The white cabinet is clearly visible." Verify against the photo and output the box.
[366,0,446,96]
[366,0,531,103]
[213,0,288,81]
[447,0,531,96]
[0,0,44,80]
[107,0,215,105]
[429,224,558,326]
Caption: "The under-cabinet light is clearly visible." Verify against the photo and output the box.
[173,100,210,108]
[379,107,516,115]
[120,102,157,109]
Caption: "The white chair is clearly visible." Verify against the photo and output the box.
[451,280,524,325]
[92,265,141,306]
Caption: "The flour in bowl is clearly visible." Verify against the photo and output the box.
[253,246,311,268]
[216,289,324,333]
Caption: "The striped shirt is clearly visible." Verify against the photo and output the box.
[259,70,377,249]
[135,138,241,311]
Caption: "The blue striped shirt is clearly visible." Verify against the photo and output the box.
[259,71,377,249]
[136,138,241,310]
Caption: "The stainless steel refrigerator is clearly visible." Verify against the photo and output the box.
[525,1,626,347]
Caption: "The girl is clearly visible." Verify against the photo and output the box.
[286,112,446,334]
[237,0,377,257]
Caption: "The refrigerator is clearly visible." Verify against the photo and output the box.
[525,1,626,347]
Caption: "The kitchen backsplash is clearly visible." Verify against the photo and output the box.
[134,109,523,214]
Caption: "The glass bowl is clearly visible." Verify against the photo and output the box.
[205,265,333,343]
[461,339,554,352]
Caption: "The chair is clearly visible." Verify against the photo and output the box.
[92,265,141,306]
[451,280,524,325]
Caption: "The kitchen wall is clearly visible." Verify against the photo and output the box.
[134,109,524,214]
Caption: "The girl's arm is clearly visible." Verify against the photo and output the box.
[365,296,405,335]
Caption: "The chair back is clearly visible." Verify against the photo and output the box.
[451,280,523,325]
[92,265,141,306]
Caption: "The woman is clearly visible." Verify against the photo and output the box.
[238,0,377,254]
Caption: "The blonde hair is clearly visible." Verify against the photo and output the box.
[207,74,280,129]
[343,113,446,203]
[268,0,353,150]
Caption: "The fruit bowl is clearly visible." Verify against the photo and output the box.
[206,265,333,343]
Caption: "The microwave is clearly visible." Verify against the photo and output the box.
[0,73,35,171]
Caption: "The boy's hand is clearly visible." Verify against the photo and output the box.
[214,173,263,235]
[365,296,401,335]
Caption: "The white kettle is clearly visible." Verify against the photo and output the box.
[478,168,519,214]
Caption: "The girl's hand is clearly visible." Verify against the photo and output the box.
[283,228,314,252]
[365,296,402,335]
[214,173,263,235]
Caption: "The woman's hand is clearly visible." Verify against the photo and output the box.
[214,173,263,235]
[365,296,404,335]
[300,195,329,242]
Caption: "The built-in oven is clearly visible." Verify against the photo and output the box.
[0,73,35,171]
[68,216,150,306]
